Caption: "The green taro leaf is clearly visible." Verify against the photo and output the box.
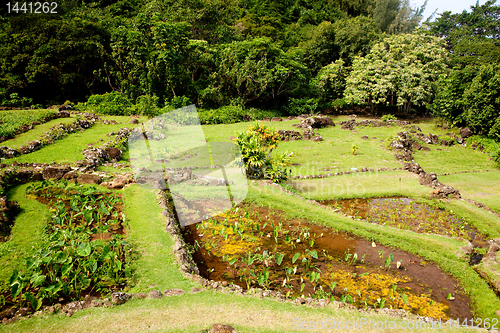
[309,250,318,259]
[292,253,300,263]
[30,273,46,288]
[61,262,73,276]
[99,202,110,215]
[274,253,284,266]
[77,242,92,257]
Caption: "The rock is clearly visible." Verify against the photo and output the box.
[460,127,473,139]
[431,185,461,199]
[428,134,440,145]
[311,135,323,141]
[271,117,282,122]
[361,135,369,139]
[112,292,131,305]
[456,242,473,259]
[190,287,203,294]
[81,295,98,309]
[137,292,147,299]
[108,174,133,189]
[58,104,73,112]
[77,174,101,184]
[210,324,237,333]
[262,117,271,122]
[103,300,112,308]
[43,166,71,180]
[277,130,301,141]
[65,301,82,313]
[340,119,356,130]
[105,147,122,161]
[149,290,162,299]
[18,140,42,154]
[164,289,185,296]
[440,139,455,146]
[82,148,109,167]
[412,142,422,150]
[0,146,20,159]
[0,196,20,234]
[421,146,431,151]
[130,118,139,124]
[91,300,103,307]
[66,310,74,317]
[297,115,334,129]
[63,170,78,180]
[57,109,71,117]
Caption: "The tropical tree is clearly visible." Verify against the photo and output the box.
[428,65,478,126]
[462,63,500,137]
[203,37,308,108]
[344,32,448,113]
[429,0,500,66]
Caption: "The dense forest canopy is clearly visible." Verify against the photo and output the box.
[1,0,500,135]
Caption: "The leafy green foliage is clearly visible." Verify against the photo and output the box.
[381,114,397,122]
[312,59,348,105]
[235,123,290,182]
[8,182,132,310]
[285,98,319,116]
[0,14,111,104]
[0,109,56,139]
[462,63,500,137]
[205,38,308,108]
[345,32,448,113]
[429,66,478,126]
[77,92,133,116]
[428,0,500,66]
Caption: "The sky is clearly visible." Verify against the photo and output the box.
[412,0,490,21]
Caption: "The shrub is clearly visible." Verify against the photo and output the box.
[285,97,319,116]
[235,123,290,182]
[198,106,247,124]
[169,95,191,109]
[77,92,133,116]
[381,114,397,122]
[132,95,160,118]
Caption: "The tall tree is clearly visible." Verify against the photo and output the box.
[0,14,111,104]
[429,0,500,66]
[345,32,448,113]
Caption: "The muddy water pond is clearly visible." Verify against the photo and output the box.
[181,204,473,321]
[319,197,486,246]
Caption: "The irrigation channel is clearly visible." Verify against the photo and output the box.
[181,202,474,321]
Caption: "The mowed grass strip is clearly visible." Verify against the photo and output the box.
[288,170,429,200]
[0,109,56,139]
[0,287,471,333]
[1,116,76,149]
[122,185,193,292]
[441,171,500,214]
[4,116,145,165]
[0,184,50,292]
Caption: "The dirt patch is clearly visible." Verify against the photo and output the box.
[181,204,473,321]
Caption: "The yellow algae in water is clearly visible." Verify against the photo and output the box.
[322,267,449,320]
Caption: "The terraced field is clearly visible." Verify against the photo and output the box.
[0,111,499,332]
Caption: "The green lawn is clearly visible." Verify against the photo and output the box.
[441,171,500,214]
[0,184,50,292]
[1,117,75,149]
[4,116,146,165]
